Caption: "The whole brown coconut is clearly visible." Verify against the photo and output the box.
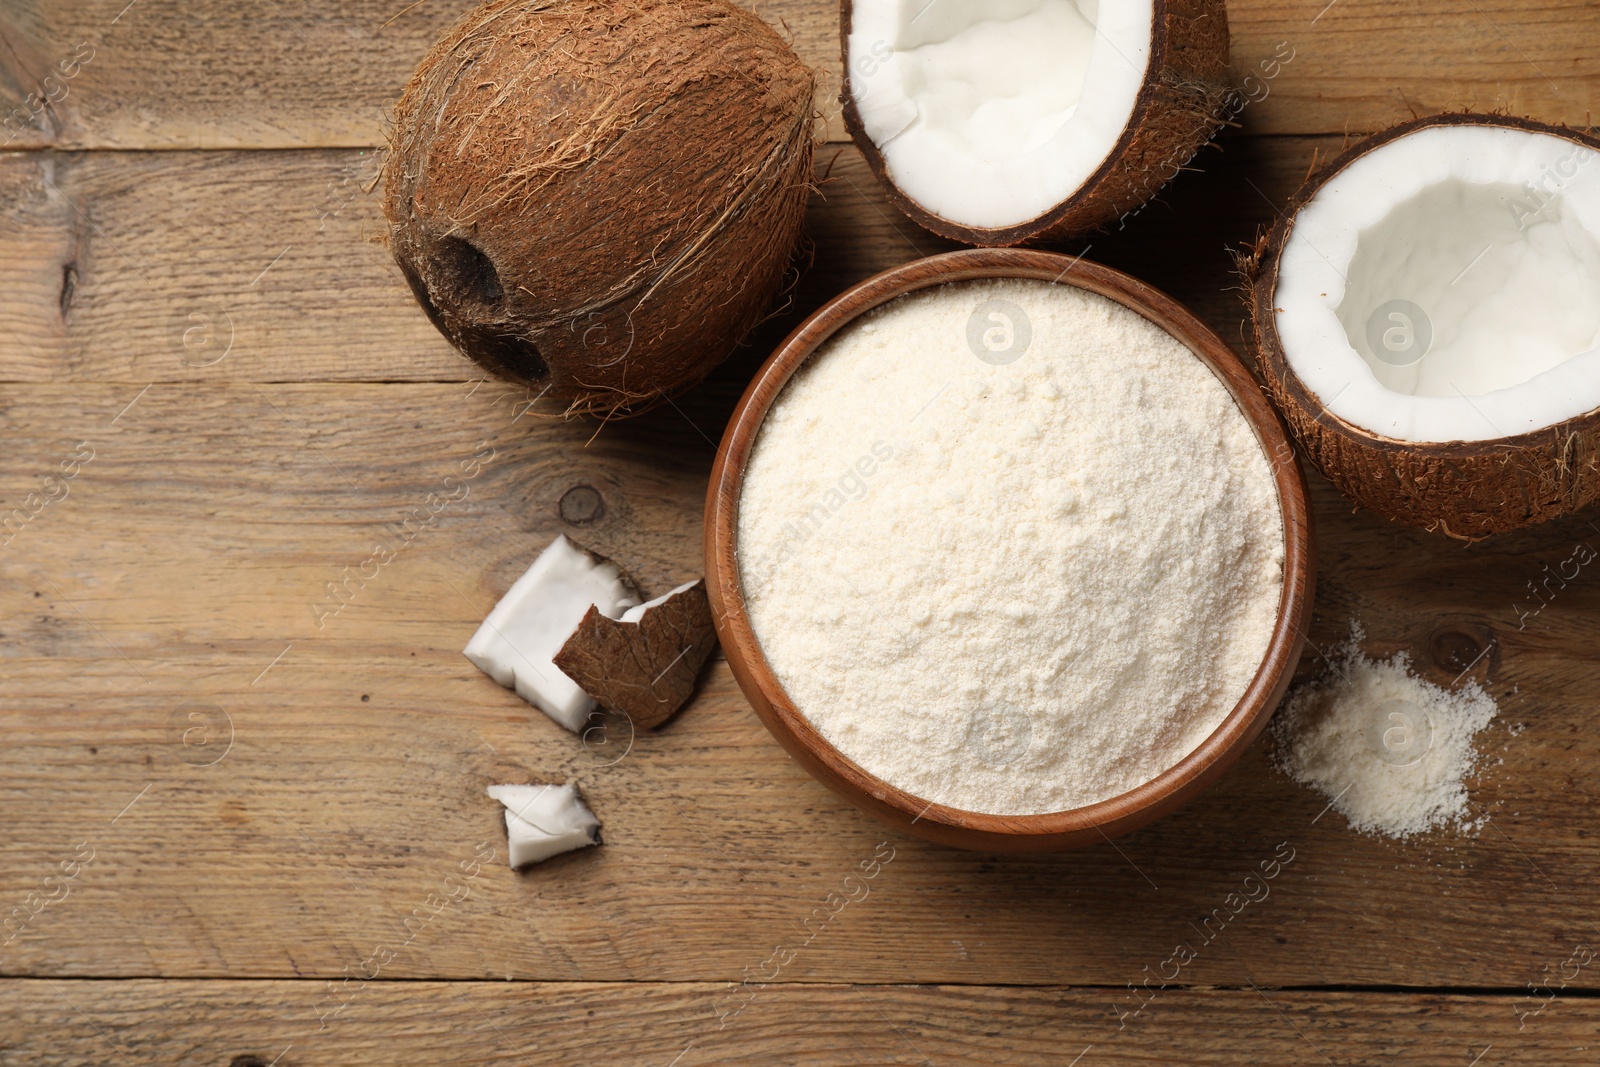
[384,0,816,416]
[1243,113,1600,539]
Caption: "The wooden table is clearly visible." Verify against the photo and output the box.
[2,1,1597,1063]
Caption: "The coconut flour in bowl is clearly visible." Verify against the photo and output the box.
[736,277,1285,816]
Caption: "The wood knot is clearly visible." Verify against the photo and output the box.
[559,484,605,525]
[1428,624,1495,678]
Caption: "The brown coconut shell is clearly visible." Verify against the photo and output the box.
[838,0,1232,247]
[1242,113,1600,540]
[553,580,716,730]
[384,0,816,416]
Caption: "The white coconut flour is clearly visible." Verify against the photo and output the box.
[737,278,1285,815]
[1273,631,1498,839]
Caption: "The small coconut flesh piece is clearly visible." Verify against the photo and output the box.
[464,535,639,732]
[487,783,601,867]
[1249,114,1600,537]
[553,580,716,730]
[841,0,1230,244]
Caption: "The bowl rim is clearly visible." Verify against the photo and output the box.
[703,248,1315,852]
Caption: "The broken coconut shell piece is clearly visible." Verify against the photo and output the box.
[553,580,716,730]
[840,0,1232,245]
[464,535,640,733]
[1244,113,1600,538]
[487,782,601,867]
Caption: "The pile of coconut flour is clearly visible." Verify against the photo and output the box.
[1273,631,1498,839]
[737,278,1285,815]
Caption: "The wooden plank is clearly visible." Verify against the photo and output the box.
[0,137,1329,383]
[0,980,1587,1065]
[0,380,1597,984]
[0,0,1595,149]
[4,0,1600,1027]
[0,146,461,383]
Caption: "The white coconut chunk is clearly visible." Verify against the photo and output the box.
[464,535,639,732]
[618,580,701,623]
[1275,123,1600,443]
[847,0,1152,229]
[487,783,601,867]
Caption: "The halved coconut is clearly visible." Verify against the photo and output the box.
[840,0,1231,245]
[1246,114,1600,538]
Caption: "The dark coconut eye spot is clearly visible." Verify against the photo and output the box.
[398,247,546,382]
[397,256,448,332]
[435,235,505,306]
[458,323,550,382]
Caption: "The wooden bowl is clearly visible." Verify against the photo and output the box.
[704,249,1315,852]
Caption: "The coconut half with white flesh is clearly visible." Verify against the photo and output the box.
[840,0,1231,245]
[1246,114,1600,538]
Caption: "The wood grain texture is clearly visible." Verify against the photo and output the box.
[0,382,1597,988]
[0,0,1595,149]
[0,138,1330,383]
[0,980,1590,1065]
[3,0,1600,1057]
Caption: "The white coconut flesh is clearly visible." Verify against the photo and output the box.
[847,0,1152,229]
[487,783,601,867]
[618,580,700,623]
[1275,124,1600,443]
[464,535,639,733]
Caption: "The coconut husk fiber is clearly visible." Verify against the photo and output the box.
[384,0,816,416]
